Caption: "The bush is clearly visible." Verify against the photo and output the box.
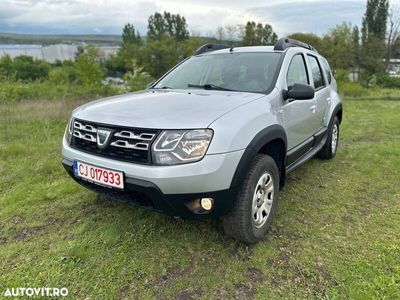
[123,63,154,91]
[0,55,14,81]
[334,68,349,82]
[0,81,122,104]
[12,55,50,82]
[338,81,368,98]
[48,65,77,85]
[376,75,400,89]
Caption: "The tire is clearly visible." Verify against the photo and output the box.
[222,154,279,244]
[317,116,339,160]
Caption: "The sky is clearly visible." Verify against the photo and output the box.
[0,0,398,37]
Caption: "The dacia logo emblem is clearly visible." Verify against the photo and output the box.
[97,128,112,148]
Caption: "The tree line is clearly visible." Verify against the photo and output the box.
[0,0,399,90]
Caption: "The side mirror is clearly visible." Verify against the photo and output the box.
[282,83,314,101]
[146,81,155,89]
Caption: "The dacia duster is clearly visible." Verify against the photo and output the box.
[62,38,343,243]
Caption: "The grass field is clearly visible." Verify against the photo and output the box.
[0,98,399,299]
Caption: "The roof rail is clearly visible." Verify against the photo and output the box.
[274,38,318,53]
[193,44,232,56]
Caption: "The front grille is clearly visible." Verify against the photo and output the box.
[70,119,159,164]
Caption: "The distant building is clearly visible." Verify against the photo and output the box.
[0,44,119,62]
[387,59,400,77]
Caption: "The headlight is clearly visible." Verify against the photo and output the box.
[64,117,74,144]
[152,129,213,165]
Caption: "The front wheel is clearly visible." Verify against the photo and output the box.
[222,154,279,244]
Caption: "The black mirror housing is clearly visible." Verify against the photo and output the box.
[283,83,315,101]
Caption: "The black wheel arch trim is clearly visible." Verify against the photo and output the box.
[331,103,343,124]
[229,124,287,189]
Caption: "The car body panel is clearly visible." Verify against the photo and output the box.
[73,89,264,130]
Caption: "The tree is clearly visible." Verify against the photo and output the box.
[122,23,142,46]
[225,25,239,41]
[147,12,189,41]
[243,21,278,46]
[288,33,324,51]
[75,45,104,86]
[137,36,182,78]
[114,23,142,74]
[361,0,389,76]
[351,26,361,77]
[322,23,356,70]
[216,26,225,42]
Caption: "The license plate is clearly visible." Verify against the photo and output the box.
[73,160,124,189]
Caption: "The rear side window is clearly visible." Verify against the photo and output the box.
[321,59,332,84]
[286,54,309,89]
[307,55,325,89]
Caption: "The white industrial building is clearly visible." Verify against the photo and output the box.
[0,44,119,62]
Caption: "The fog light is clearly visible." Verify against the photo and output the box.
[200,198,214,211]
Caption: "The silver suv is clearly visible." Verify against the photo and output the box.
[62,38,343,243]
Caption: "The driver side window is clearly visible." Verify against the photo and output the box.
[286,54,309,89]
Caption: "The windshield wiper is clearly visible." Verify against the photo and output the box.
[187,83,233,91]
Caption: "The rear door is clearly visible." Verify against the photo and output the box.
[281,53,315,150]
[306,55,330,132]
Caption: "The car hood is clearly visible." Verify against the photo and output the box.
[73,89,264,129]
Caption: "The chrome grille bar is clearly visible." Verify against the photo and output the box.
[74,121,97,133]
[110,140,149,150]
[114,130,155,141]
[73,130,96,142]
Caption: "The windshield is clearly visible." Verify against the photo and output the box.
[154,52,282,93]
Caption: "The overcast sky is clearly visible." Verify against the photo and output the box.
[0,0,399,37]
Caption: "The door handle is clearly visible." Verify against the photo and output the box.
[310,105,317,113]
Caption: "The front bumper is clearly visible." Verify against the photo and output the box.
[62,159,239,219]
[62,137,244,194]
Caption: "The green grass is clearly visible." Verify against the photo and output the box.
[338,81,400,99]
[0,99,399,299]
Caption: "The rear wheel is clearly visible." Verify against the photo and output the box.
[222,154,279,244]
[317,116,339,160]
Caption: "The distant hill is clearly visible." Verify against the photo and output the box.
[0,32,122,46]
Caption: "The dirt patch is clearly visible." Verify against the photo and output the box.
[245,267,264,283]
[173,288,203,300]
[14,226,44,241]
[46,216,77,226]
[155,267,191,287]
[234,283,255,300]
